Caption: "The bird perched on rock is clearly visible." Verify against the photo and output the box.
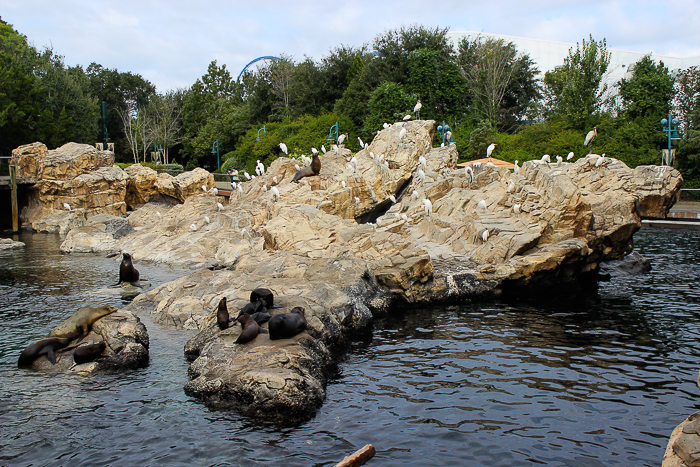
[422,198,432,215]
[190,224,197,231]
[204,216,211,224]
[556,155,563,167]
[418,155,427,169]
[208,187,218,195]
[350,156,358,172]
[507,180,515,193]
[358,136,364,148]
[595,154,606,167]
[272,176,278,184]
[513,160,520,175]
[201,185,207,192]
[295,163,300,171]
[482,229,489,242]
[262,185,267,192]
[338,133,348,146]
[63,203,71,211]
[541,154,551,164]
[279,143,288,155]
[445,130,452,142]
[156,211,162,217]
[487,143,497,158]
[389,195,397,204]
[354,197,360,204]
[465,166,474,183]
[383,122,391,129]
[584,127,597,154]
[415,167,425,185]
[513,204,521,214]
[477,199,487,210]
[271,186,280,200]
[217,203,224,211]
[341,180,346,188]
[414,99,422,115]
[411,189,419,201]
[401,213,408,221]
[567,151,574,161]
[244,172,251,180]
[321,145,327,154]
[403,114,412,121]
[399,128,407,140]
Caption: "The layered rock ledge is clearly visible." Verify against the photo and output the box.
[59,120,682,421]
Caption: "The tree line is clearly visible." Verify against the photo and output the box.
[1,20,699,186]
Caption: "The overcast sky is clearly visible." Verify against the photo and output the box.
[4,0,700,93]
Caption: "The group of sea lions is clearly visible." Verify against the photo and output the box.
[214,287,307,344]
[17,304,117,368]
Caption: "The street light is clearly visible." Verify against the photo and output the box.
[211,140,219,170]
[436,122,453,145]
[255,126,266,141]
[327,122,339,143]
[661,114,680,166]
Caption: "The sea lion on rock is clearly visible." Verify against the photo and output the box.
[216,297,231,330]
[249,287,282,308]
[292,152,321,183]
[250,310,271,325]
[18,331,81,367]
[268,307,307,340]
[114,253,141,287]
[236,314,264,344]
[73,341,107,365]
[49,304,119,338]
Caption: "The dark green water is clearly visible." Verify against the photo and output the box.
[1,227,699,466]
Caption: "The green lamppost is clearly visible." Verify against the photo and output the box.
[437,122,452,145]
[327,122,339,143]
[255,126,266,141]
[660,114,680,166]
[212,140,220,170]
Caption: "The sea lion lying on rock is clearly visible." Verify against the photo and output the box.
[73,341,107,365]
[18,330,82,367]
[268,307,307,340]
[236,314,268,344]
[292,152,321,183]
[49,304,119,338]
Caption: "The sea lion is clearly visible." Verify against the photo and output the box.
[268,307,307,340]
[18,331,81,367]
[216,297,231,330]
[236,314,263,344]
[250,310,271,325]
[249,287,282,308]
[73,341,107,365]
[292,152,321,183]
[49,304,119,338]
[113,253,141,287]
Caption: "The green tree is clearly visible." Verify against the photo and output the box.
[362,82,413,136]
[543,35,611,129]
[618,55,675,121]
[407,48,467,121]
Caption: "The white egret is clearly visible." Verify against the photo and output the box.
[401,213,408,221]
[350,156,358,171]
[217,203,224,211]
[584,127,597,153]
[358,136,364,148]
[513,160,520,175]
[383,122,391,129]
[389,195,397,204]
[403,114,411,121]
[513,204,521,214]
[482,229,489,242]
[354,197,360,204]
[507,180,515,193]
[445,130,452,142]
[204,216,210,224]
[63,203,71,211]
[338,133,348,146]
[279,143,288,154]
[190,224,197,231]
[414,99,422,116]
[399,128,407,140]
[273,176,278,184]
[486,143,497,158]
[418,155,427,169]
[422,198,432,215]
[415,168,425,184]
[411,190,419,201]
[237,184,243,193]
[556,155,563,166]
[262,185,267,192]
[477,199,487,210]
[244,172,251,180]
[295,164,300,171]
[465,166,474,183]
[595,154,605,167]
[341,180,346,188]
[156,210,162,217]
[321,145,327,154]
[567,151,574,161]
[271,186,280,199]
[541,154,551,164]
[201,185,207,192]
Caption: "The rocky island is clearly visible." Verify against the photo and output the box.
[11,120,683,424]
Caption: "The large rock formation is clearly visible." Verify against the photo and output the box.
[59,120,683,422]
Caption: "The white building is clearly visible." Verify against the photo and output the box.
[447,31,700,85]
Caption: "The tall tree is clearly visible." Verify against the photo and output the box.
[618,55,675,121]
[407,48,466,121]
[543,35,611,129]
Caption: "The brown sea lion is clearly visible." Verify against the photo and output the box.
[113,253,141,287]
[18,330,82,367]
[292,152,321,183]
[216,297,231,330]
[249,287,281,308]
[73,341,107,365]
[268,307,307,340]
[49,304,119,338]
[236,314,263,344]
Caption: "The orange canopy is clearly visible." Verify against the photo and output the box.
[457,158,515,169]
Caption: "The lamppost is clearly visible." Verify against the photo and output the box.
[436,122,452,145]
[211,140,219,170]
[661,114,680,166]
[255,126,266,141]
[327,122,339,143]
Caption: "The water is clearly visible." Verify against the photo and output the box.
[1,228,700,466]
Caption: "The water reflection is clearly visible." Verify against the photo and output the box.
[1,228,699,466]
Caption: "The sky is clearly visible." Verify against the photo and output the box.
[3,0,700,93]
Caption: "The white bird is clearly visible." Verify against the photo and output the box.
[513,204,521,214]
[241,228,250,238]
[63,203,71,211]
[201,185,207,192]
[156,210,162,217]
[311,147,318,155]
[190,224,197,231]
[244,172,251,180]
[251,175,256,179]
[482,229,489,242]
[401,213,408,221]
[208,187,218,195]
[422,198,432,215]
[273,176,278,184]
[584,127,597,153]
[217,203,224,211]
[258,162,265,174]
[271,186,280,199]
[358,136,364,148]
[399,128,407,140]
[403,114,412,121]
[477,199,487,210]
[414,99,422,117]
[541,154,551,164]
[295,164,300,171]
[376,218,383,227]
[340,180,346,189]
[513,160,520,175]
[445,130,452,142]
[418,155,427,169]
[257,167,263,177]
[383,122,391,129]
[595,154,605,167]
[321,145,327,154]
[389,195,397,204]
[465,166,474,183]
[262,185,267,192]
[487,143,497,158]
[486,162,496,168]
[377,154,384,164]
[556,155,563,167]
[411,190,419,201]
[384,161,389,167]
[507,180,515,193]
[369,152,375,159]
[332,144,338,153]
[279,143,288,154]
[567,151,574,161]
[354,197,360,204]
[415,168,425,184]
[204,216,211,224]
[350,156,358,170]
[237,184,243,193]
[338,133,347,146]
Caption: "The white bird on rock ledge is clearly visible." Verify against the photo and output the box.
[63,203,71,211]
[482,229,489,242]
[422,198,432,215]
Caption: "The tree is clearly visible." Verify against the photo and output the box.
[362,82,413,136]
[407,48,467,121]
[543,35,611,129]
[618,55,675,121]
[149,90,183,164]
[673,66,700,133]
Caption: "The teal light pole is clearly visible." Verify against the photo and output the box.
[327,122,339,143]
[212,140,220,169]
[660,114,680,166]
[436,122,452,144]
[255,126,266,141]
